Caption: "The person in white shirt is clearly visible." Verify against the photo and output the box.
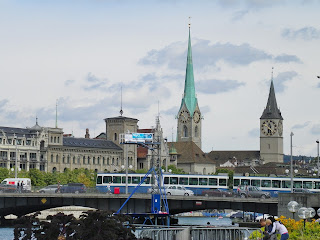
[269,220,289,240]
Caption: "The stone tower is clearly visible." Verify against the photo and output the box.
[177,26,202,149]
[260,79,284,163]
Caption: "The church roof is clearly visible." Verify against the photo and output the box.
[179,27,198,116]
[260,80,283,120]
[167,141,214,164]
[207,150,260,165]
[63,137,122,150]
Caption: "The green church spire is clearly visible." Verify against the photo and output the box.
[179,26,198,116]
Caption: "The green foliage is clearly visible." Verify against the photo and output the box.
[0,167,97,187]
[163,165,186,174]
[14,210,138,240]
[215,168,234,188]
[0,168,9,182]
[135,169,148,174]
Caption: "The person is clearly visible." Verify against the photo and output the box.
[268,218,289,240]
[259,219,270,240]
[57,181,61,193]
[245,185,249,197]
[107,182,111,194]
[265,219,277,240]
[17,181,20,193]
[20,181,24,193]
[237,185,241,197]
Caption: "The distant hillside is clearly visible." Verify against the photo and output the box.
[283,155,314,163]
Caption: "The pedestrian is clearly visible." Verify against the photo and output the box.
[237,185,241,197]
[268,217,289,240]
[17,181,20,193]
[107,182,111,194]
[245,185,249,198]
[20,181,24,193]
[57,181,61,193]
[259,218,271,240]
[266,219,277,240]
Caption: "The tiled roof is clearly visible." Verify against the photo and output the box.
[167,141,214,164]
[260,80,283,120]
[63,137,122,150]
[207,150,260,165]
[0,126,39,138]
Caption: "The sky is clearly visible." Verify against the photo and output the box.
[0,0,320,157]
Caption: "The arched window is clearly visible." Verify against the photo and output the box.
[67,156,70,164]
[97,157,100,165]
[93,157,96,165]
[51,136,53,142]
[51,154,53,163]
[183,125,188,137]
[83,156,86,164]
[54,137,56,143]
[116,158,119,166]
[56,155,59,163]
[87,157,90,164]
[64,168,67,173]
[112,158,115,165]
[107,158,110,165]
[77,156,80,164]
[203,168,207,175]
[114,133,117,141]
[73,156,76,164]
[62,156,65,163]
[57,137,60,143]
[103,157,105,165]
[52,167,57,173]
[195,126,198,137]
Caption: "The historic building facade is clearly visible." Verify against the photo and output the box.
[176,27,202,149]
[260,79,284,163]
[0,121,123,173]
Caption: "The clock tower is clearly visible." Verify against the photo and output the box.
[177,26,202,149]
[260,78,283,163]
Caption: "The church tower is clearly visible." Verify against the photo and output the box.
[260,76,284,164]
[177,25,202,149]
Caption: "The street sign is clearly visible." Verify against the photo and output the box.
[124,133,153,143]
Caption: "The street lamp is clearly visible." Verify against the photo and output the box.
[298,207,310,229]
[14,134,18,179]
[287,201,299,219]
[317,140,319,177]
[290,132,294,193]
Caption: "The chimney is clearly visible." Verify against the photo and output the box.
[85,128,90,139]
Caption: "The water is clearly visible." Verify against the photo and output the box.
[177,216,233,227]
[0,228,14,240]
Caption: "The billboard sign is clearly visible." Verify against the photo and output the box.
[124,133,153,143]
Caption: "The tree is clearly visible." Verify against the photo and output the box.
[14,211,140,240]
[0,167,9,182]
[163,165,186,174]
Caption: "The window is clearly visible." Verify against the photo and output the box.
[56,155,59,163]
[103,176,112,184]
[164,177,169,184]
[51,154,53,163]
[233,179,240,187]
[199,178,208,185]
[170,177,178,184]
[209,178,218,186]
[114,133,117,141]
[54,137,56,143]
[51,136,53,142]
[52,167,57,173]
[261,180,271,188]
[63,156,65,163]
[272,180,281,188]
[97,176,102,184]
[112,158,114,165]
[303,181,312,189]
[73,157,76,164]
[195,126,198,137]
[87,157,90,164]
[107,158,110,165]
[189,178,198,185]
[241,179,250,186]
[251,179,261,187]
[219,179,227,186]
[183,126,188,137]
[93,157,95,165]
[83,156,86,164]
[143,177,150,184]
[57,137,60,143]
[132,176,140,184]
[179,177,188,185]
[314,181,320,189]
[293,181,302,189]
[282,181,291,188]
[139,162,144,169]
[67,156,70,164]
[103,157,105,165]
[113,176,121,183]
[97,157,100,165]
[122,176,131,184]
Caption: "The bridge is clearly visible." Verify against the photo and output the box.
[0,193,278,220]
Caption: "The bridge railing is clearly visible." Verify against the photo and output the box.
[136,226,263,240]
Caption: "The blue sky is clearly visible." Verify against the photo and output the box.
[0,0,320,156]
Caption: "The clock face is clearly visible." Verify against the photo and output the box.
[193,111,201,123]
[278,120,283,136]
[261,120,278,136]
[179,110,190,123]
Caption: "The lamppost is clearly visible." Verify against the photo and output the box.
[298,207,310,229]
[290,132,294,193]
[317,140,319,177]
[287,201,299,219]
[14,134,18,179]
